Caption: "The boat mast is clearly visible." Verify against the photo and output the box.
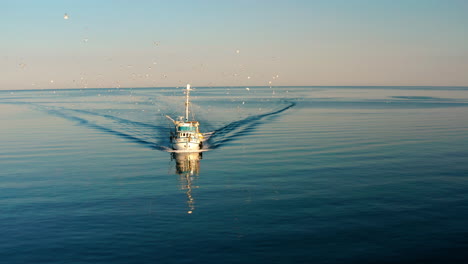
[185,84,190,121]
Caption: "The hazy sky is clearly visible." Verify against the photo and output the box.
[1,0,468,90]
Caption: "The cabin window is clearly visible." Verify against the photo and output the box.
[178,126,196,132]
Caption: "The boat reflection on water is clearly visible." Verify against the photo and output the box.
[171,151,203,214]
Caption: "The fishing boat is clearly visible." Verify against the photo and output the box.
[166,84,204,151]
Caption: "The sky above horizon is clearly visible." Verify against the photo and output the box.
[1,0,468,90]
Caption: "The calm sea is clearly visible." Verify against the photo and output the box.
[1,86,468,263]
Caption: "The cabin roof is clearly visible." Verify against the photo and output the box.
[175,121,199,126]
[180,121,199,124]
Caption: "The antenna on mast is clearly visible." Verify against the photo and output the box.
[185,84,191,121]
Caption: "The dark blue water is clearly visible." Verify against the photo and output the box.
[1,86,468,263]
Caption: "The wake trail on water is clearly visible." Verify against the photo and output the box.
[23,98,296,152]
[33,104,169,151]
[203,101,296,149]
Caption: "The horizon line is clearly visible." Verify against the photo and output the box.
[2,85,468,92]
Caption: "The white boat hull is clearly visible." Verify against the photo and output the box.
[172,140,202,151]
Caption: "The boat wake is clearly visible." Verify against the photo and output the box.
[33,104,169,151]
[203,101,296,149]
[10,93,296,152]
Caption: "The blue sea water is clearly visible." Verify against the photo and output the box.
[1,86,468,263]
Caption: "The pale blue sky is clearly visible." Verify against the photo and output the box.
[1,0,468,90]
